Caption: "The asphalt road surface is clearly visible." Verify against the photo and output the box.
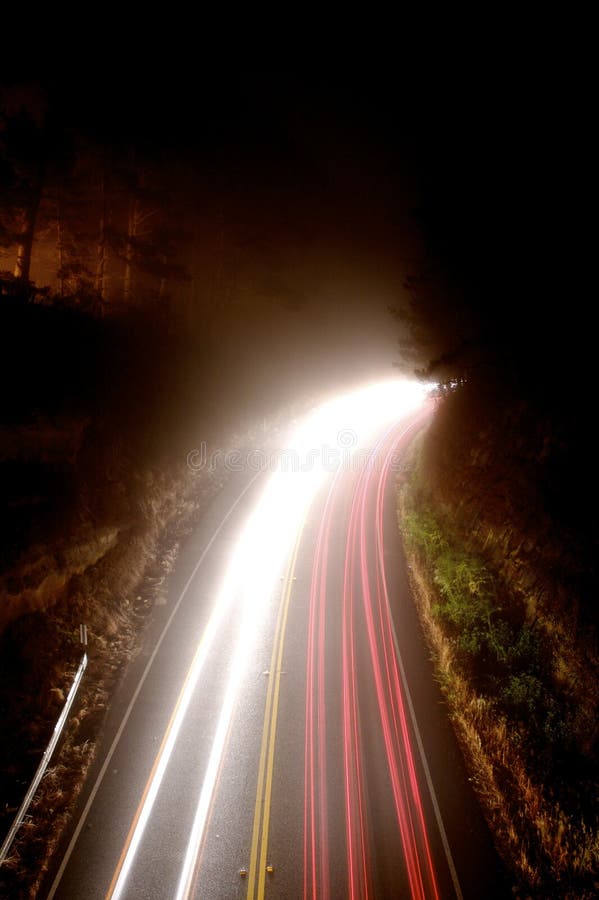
[45,402,510,899]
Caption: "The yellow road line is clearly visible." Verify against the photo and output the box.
[247,524,304,899]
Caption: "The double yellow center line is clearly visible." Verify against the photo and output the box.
[246,521,305,899]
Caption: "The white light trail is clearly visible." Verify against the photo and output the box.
[109,378,429,899]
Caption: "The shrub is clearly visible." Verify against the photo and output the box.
[401,496,572,754]
[403,510,448,562]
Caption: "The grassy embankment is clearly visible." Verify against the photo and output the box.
[398,429,598,898]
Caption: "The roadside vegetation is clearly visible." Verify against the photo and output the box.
[0,442,219,898]
[0,299,225,897]
[398,432,599,899]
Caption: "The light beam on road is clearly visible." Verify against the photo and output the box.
[109,378,429,899]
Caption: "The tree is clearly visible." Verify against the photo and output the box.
[95,159,108,308]
[0,83,48,287]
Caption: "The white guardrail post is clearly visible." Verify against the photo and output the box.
[0,626,88,866]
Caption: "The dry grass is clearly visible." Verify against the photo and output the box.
[400,493,599,898]
[0,527,120,633]
[0,460,223,898]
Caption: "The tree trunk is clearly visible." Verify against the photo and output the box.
[123,194,139,304]
[95,166,107,310]
[56,196,65,297]
[158,252,168,304]
[212,218,225,306]
[13,163,44,283]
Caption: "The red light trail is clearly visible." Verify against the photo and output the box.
[304,413,440,899]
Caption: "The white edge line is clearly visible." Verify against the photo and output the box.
[389,614,465,900]
[384,424,464,900]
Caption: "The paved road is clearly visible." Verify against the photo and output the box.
[45,399,510,899]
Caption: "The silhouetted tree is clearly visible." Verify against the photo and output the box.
[0,83,48,287]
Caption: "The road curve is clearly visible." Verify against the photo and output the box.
[44,404,510,899]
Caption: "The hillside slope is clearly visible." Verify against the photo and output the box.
[399,380,599,896]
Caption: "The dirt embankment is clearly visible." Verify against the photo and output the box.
[0,431,219,897]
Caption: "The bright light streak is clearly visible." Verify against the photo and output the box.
[285,378,430,465]
[110,378,428,898]
[176,378,429,895]
[108,557,247,899]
